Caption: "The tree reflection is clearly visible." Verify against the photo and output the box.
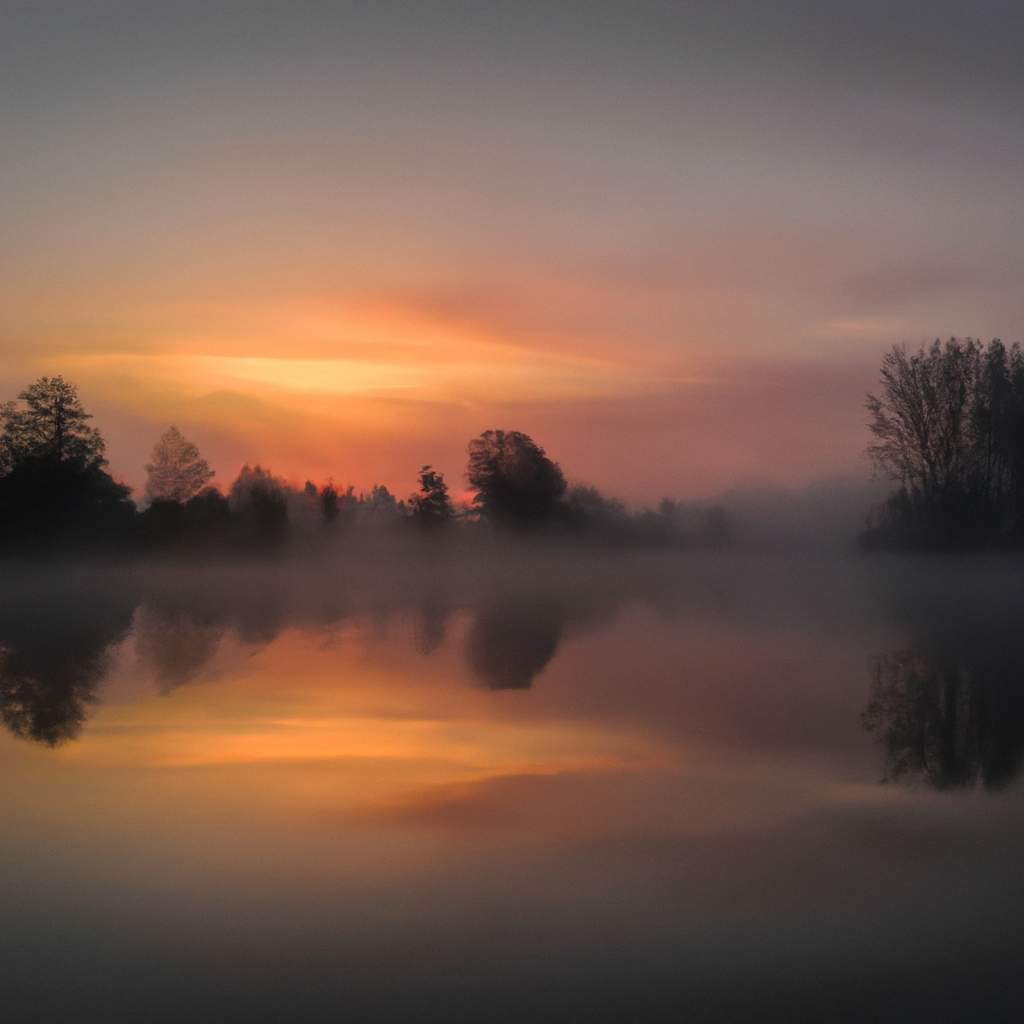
[232,586,286,645]
[863,647,1024,791]
[134,602,226,692]
[414,595,452,655]
[466,598,565,689]
[0,584,136,745]
[0,558,690,745]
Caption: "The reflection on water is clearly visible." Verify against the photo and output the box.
[863,649,1024,790]
[134,602,227,693]
[466,597,565,689]
[3,554,1024,1021]
[4,558,1024,791]
[862,576,1024,790]
[414,596,452,656]
[0,559,666,742]
[0,576,135,745]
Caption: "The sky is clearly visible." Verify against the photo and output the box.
[3,1,1023,502]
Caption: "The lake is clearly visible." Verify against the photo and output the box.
[2,550,1022,1022]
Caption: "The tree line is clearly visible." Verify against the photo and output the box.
[0,376,730,557]
[865,337,1024,550]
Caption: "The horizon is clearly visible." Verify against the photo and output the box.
[0,368,892,509]
[5,3,1023,501]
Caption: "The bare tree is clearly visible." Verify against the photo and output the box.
[864,338,1024,547]
[866,340,980,500]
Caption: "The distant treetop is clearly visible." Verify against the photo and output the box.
[144,426,215,505]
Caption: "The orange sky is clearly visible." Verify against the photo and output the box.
[1,271,880,502]
[3,4,1022,501]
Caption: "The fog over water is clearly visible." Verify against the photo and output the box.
[3,548,1024,1021]
[6,2,1024,1018]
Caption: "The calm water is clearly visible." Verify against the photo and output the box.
[2,551,1023,1022]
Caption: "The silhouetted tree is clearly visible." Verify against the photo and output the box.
[335,484,360,529]
[0,375,104,469]
[467,429,566,529]
[865,338,1024,548]
[228,465,288,549]
[409,465,454,530]
[0,455,135,552]
[364,484,404,518]
[285,480,324,536]
[136,486,231,555]
[0,377,133,552]
[138,484,233,555]
[320,482,340,524]
[0,374,741,557]
[184,487,231,536]
[563,483,627,537]
[144,426,214,504]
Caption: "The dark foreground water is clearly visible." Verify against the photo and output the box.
[2,551,1023,1022]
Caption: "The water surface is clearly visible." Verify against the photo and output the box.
[2,552,1023,1022]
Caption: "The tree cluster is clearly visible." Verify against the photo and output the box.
[865,338,1024,549]
[0,375,730,558]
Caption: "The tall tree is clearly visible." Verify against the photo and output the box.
[466,429,566,528]
[409,465,454,529]
[0,376,104,470]
[864,338,1024,548]
[320,482,340,524]
[144,426,214,504]
[866,340,978,502]
[0,376,133,551]
[866,340,981,545]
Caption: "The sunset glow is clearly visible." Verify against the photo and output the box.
[5,6,1021,503]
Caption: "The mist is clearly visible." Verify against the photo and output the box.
[5,2,1024,1017]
